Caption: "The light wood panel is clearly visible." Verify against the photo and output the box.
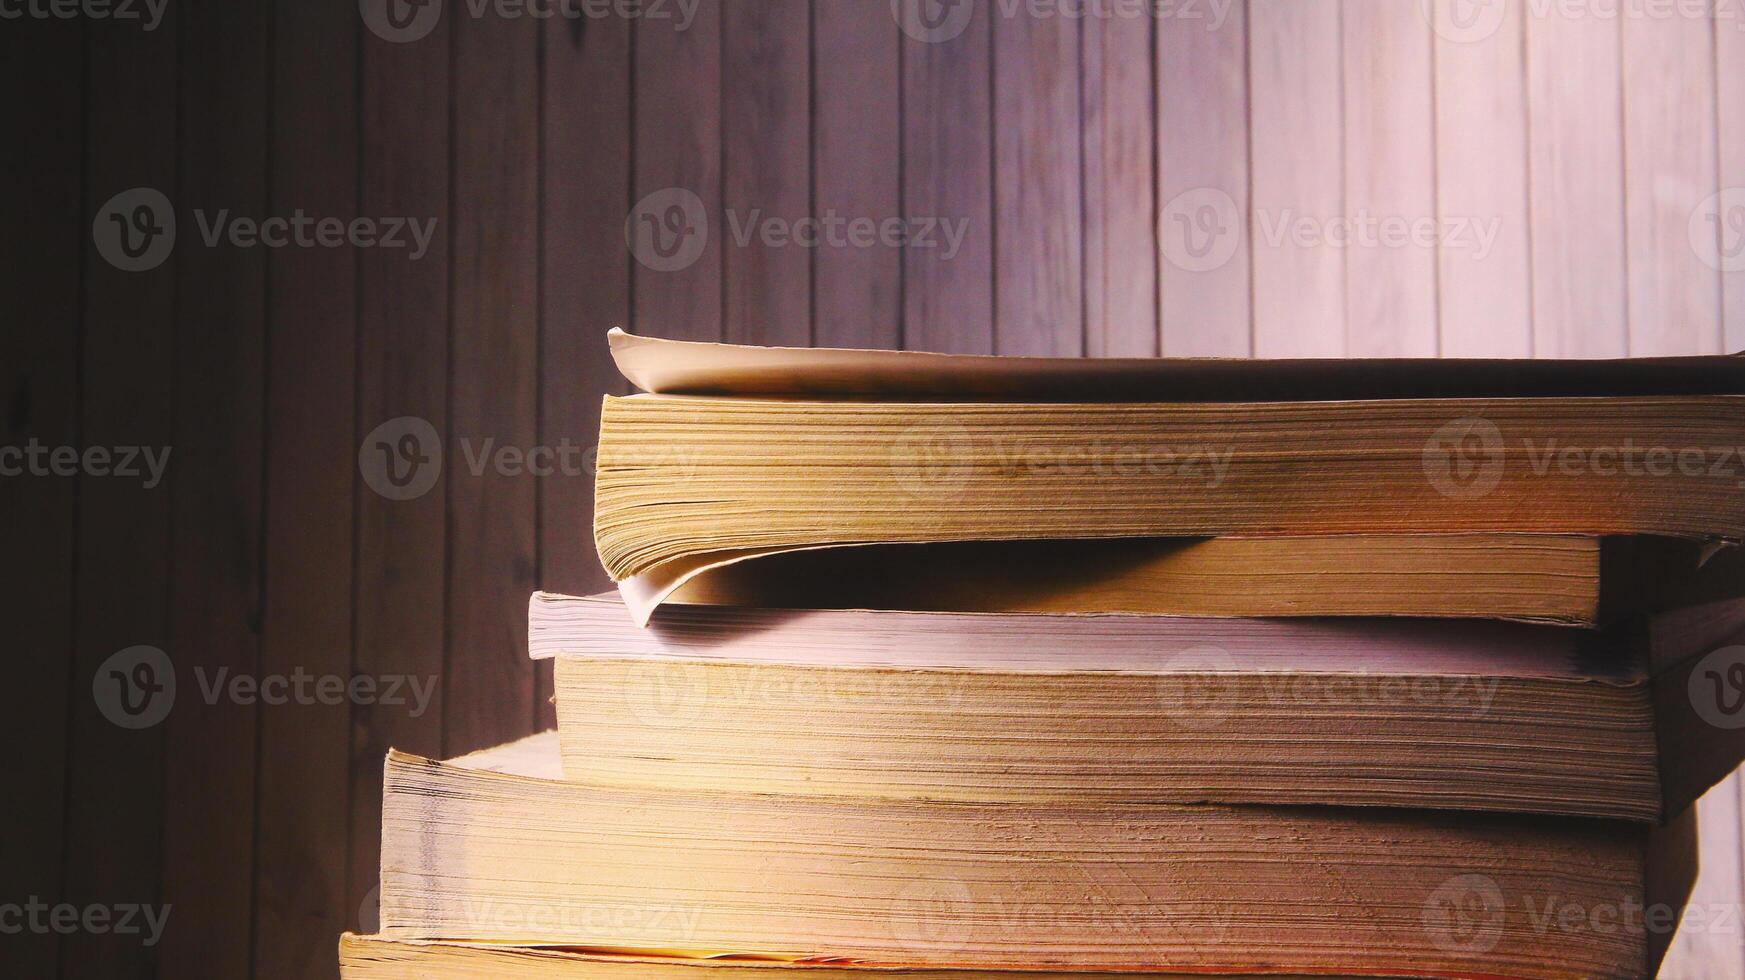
[1248,0,1344,355]
[1083,12,1157,356]
[1432,0,1532,356]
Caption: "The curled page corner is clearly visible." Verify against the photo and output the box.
[615,543,882,627]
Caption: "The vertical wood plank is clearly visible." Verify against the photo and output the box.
[1342,0,1437,356]
[994,8,1082,356]
[1247,0,1344,356]
[1431,0,1532,356]
[814,0,901,350]
[540,2,631,726]
[351,4,450,936]
[1623,4,1722,355]
[1664,783,1745,977]
[252,1,357,976]
[158,0,269,975]
[60,12,177,979]
[1525,5,1627,357]
[1156,1,1250,356]
[633,0,723,342]
[1720,9,1745,351]
[0,15,82,978]
[900,0,993,353]
[447,6,540,754]
[1082,11,1156,357]
[723,0,811,346]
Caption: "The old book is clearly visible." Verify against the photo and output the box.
[336,936,1343,979]
[531,592,1745,823]
[377,734,1695,980]
[592,332,1745,622]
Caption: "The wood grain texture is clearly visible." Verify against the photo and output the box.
[813,0,902,350]
[1156,2,1250,355]
[1721,6,1745,351]
[1525,4,1627,358]
[1082,11,1156,357]
[994,7,1082,356]
[252,2,358,977]
[158,0,269,976]
[540,4,633,729]
[723,0,811,346]
[1342,0,1437,356]
[350,4,451,937]
[0,15,81,979]
[901,0,993,353]
[633,0,723,342]
[447,8,540,755]
[1431,0,1532,356]
[1624,4,1722,355]
[1248,0,1344,356]
[58,14,178,979]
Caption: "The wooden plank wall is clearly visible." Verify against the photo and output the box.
[6,0,1745,977]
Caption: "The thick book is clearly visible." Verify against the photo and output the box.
[337,936,1359,979]
[592,331,1745,623]
[377,734,1694,980]
[531,592,1745,823]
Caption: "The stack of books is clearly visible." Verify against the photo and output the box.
[341,331,1745,979]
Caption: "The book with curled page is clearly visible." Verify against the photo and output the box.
[591,330,1745,625]
[374,733,1697,980]
[528,591,1745,825]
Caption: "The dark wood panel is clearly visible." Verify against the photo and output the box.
[252,1,358,976]
[813,0,901,349]
[0,15,82,978]
[350,4,451,935]
[58,13,178,980]
[723,0,810,345]
[633,0,723,342]
[900,0,992,353]
[158,1,270,975]
[994,10,1082,355]
[446,6,541,754]
[539,7,630,623]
